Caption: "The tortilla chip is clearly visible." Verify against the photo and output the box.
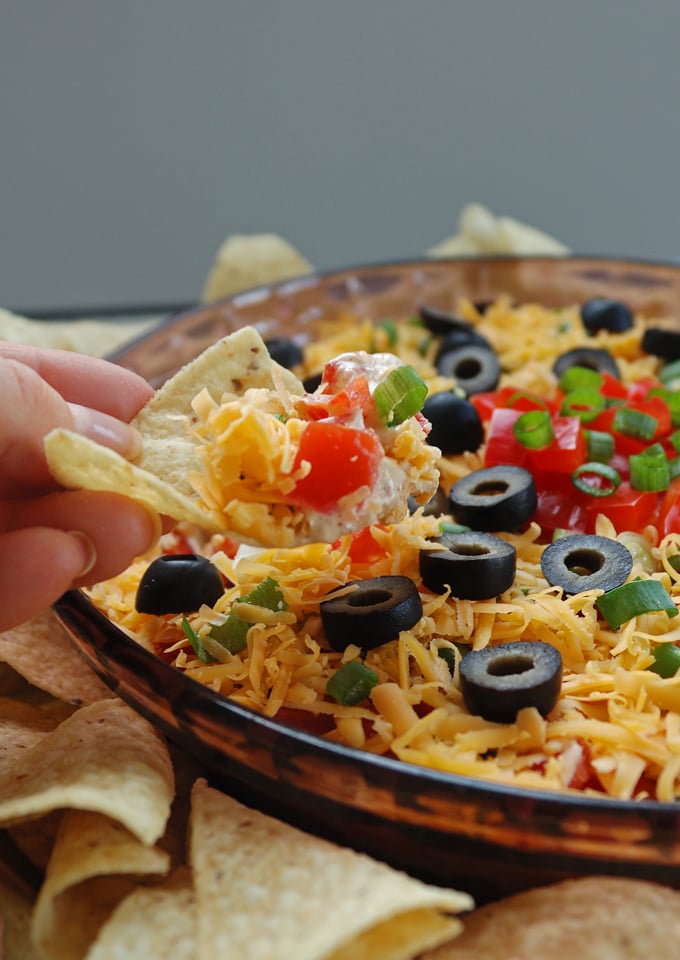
[190,779,472,960]
[0,612,113,706]
[0,698,174,846]
[0,306,157,357]
[83,868,195,960]
[428,203,569,257]
[201,232,313,303]
[8,809,64,871]
[422,876,680,959]
[32,810,170,960]
[0,874,40,960]
[0,696,63,778]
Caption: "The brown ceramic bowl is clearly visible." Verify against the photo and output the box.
[54,257,680,904]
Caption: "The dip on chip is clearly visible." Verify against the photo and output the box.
[45,326,440,547]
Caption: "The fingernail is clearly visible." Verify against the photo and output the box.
[141,506,162,552]
[67,530,98,578]
[68,403,143,459]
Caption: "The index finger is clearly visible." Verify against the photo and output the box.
[0,342,154,421]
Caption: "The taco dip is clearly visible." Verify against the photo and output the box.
[54,257,680,899]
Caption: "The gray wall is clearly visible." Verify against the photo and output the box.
[1,1,678,311]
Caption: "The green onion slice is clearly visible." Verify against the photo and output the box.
[571,462,622,497]
[513,409,555,449]
[182,617,216,664]
[584,429,615,463]
[560,388,606,423]
[376,319,398,348]
[629,444,671,492]
[612,406,658,440]
[439,521,472,534]
[558,365,603,393]
[659,358,680,385]
[596,578,679,630]
[648,643,680,678]
[373,364,428,427]
[209,576,287,654]
[326,661,378,706]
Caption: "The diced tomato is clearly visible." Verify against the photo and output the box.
[657,478,680,536]
[494,384,560,415]
[339,524,390,568]
[527,417,586,475]
[301,375,373,421]
[533,474,589,534]
[288,421,383,513]
[584,481,659,532]
[469,391,499,422]
[626,376,660,402]
[483,408,529,468]
[599,371,628,400]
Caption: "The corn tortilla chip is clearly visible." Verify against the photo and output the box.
[190,779,472,960]
[32,810,170,960]
[0,696,63,777]
[8,809,64,871]
[0,698,174,845]
[0,612,113,706]
[0,306,157,357]
[84,868,195,960]
[201,232,313,303]
[428,203,569,258]
[422,875,680,960]
[0,875,40,960]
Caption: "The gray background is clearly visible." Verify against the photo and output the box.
[1,1,678,311]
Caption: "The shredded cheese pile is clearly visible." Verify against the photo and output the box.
[89,298,680,802]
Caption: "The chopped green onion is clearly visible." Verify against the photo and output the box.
[373,365,428,427]
[584,429,615,463]
[648,643,680,678]
[512,409,555,449]
[418,335,433,356]
[558,365,603,393]
[669,429,680,454]
[571,462,622,497]
[326,661,378,705]
[439,521,472,534]
[437,644,469,673]
[659,358,680,385]
[596,578,678,630]
[560,388,606,423]
[182,617,216,664]
[670,456,680,481]
[629,444,671,492]
[612,406,658,440]
[376,319,398,348]
[209,577,287,654]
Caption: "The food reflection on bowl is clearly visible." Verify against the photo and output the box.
[54,257,680,904]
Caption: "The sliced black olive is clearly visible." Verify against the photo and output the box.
[449,465,537,531]
[408,485,450,517]
[540,534,633,596]
[459,640,563,723]
[264,336,304,369]
[419,531,516,599]
[641,327,680,361]
[421,392,484,455]
[320,576,422,651]
[135,554,224,614]
[580,298,634,335]
[303,371,324,393]
[436,344,501,395]
[419,305,484,340]
[434,327,491,359]
[552,347,620,380]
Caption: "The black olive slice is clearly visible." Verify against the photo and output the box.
[420,305,487,342]
[459,640,563,723]
[303,371,324,393]
[264,336,304,369]
[540,534,633,596]
[448,465,537,531]
[552,347,620,380]
[436,344,501,395]
[409,485,450,517]
[421,392,484,455]
[135,554,225,614]
[419,531,516,599]
[580,298,634,335]
[320,576,422,651]
[641,327,680,361]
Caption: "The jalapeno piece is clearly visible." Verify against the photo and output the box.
[320,576,422,652]
[448,465,537,531]
[459,640,563,723]
[419,531,516,600]
[540,534,633,596]
[135,554,225,614]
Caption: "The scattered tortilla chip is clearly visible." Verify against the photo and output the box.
[32,810,170,960]
[83,868,195,960]
[428,203,569,257]
[8,809,64,871]
[190,778,472,960]
[0,696,63,778]
[201,232,313,303]
[0,306,157,356]
[0,698,174,846]
[0,612,113,706]
[422,876,680,959]
[0,875,40,960]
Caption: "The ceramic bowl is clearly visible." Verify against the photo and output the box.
[54,256,680,903]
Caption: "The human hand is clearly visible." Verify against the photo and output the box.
[0,342,161,631]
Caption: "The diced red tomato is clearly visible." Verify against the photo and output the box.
[343,524,390,565]
[301,375,373,421]
[533,474,589,534]
[527,417,587,475]
[469,391,499,422]
[288,421,383,513]
[657,478,680,536]
[483,408,529,468]
[584,481,659,532]
[599,371,628,400]
[626,376,659,402]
